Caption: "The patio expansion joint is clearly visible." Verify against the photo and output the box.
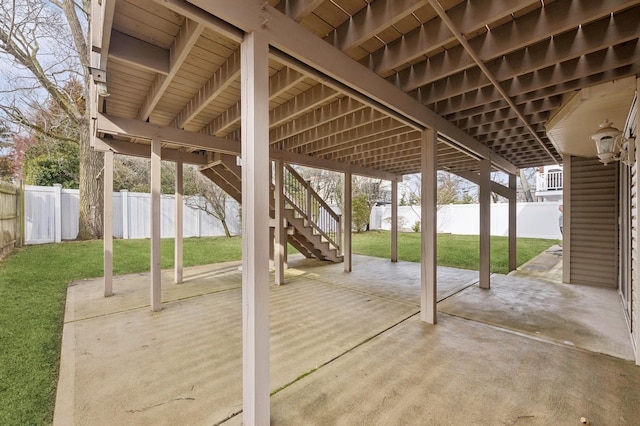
[66,285,241,324]
[439,310,636,363]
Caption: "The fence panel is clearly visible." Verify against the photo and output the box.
[25,185,56,244]
[0,181,18,256]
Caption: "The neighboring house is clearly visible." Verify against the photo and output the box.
[535,165,563,202]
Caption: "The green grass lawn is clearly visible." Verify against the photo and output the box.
[0,233,557,424]
[352,230,558,274]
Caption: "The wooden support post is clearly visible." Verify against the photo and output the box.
[241,31,270,425]
[420,128,437,324]
[508,172,517,272]
[479,158,491,289]
[175,159,184,284]
[344,171,352,272]
[150,138,162,311]
[275,160,285,285]
[391,178,398,262]
[104,150,113,297]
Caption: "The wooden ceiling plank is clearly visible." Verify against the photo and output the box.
[296,118,407,155]
[281,108,387,149]
[323,131,421,160]
[308,126,413,157]
[276,0,326,22]
[326,0,426,52]
[270,84,340,127]
[368,0,538,75]
[270,97,367,144]
[108,29,170,74]
[170,0,516,173]
[171,49,240,128]
[396,0,637,92]
[138,19,204,121]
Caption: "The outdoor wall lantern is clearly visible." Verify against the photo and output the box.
[590,119,635,166]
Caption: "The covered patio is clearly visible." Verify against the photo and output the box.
[54,254,639,425]
[84,0,640,422]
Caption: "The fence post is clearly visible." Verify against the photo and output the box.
[16,180,24,247]
[54,184,62,243]
[121,189,129,239]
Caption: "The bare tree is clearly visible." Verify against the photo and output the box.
[0,0,103,238]
[184,167,233,238]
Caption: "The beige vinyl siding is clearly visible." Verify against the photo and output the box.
[569,156,619,288]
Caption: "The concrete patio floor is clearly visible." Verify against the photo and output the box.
[54,252,640,425]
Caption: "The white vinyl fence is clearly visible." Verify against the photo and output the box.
[24,185,563,245]
[24,185,241,244]
[370,201,563,240]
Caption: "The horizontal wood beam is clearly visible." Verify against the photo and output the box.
[96,113,395,180]
[97,113,240,154]
[92,138,209,165]
[455,171,516,200]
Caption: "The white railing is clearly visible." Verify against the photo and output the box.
[282,164,341,252]
[536,170,563,191]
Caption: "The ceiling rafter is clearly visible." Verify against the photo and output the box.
[171,50,240,129]
[427,0,558,163]
[393,0,636,93]
[294,119,409,155]
[310,127,415,157]
[276,0,326,22]
[138,19,204,121]
[270,97,367,144]
[173,0,517,173]
[365,0,538,75]
[325,0,426,52]
[280,108,388,150]
[323,130,420,160]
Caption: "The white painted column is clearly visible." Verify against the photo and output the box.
[344,172,352,272]
[274,160,285,285]
[104,151,114,297]
[241,31,270,425]
[479,158,491,289]
[150,139,162,312]
[420,128,437,324]
[391,178,398,262]
[175,159,184,284]
[120,189,129,239]
[508,172,517,272]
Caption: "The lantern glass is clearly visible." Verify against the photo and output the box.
[595,136,616,155]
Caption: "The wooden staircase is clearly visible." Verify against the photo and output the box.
[200,154,343,263]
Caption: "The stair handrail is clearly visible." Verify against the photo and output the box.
[282,164,342,252]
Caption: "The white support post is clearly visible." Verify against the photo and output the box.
[391,178,398,262]
[120,189,129,239]
[508,172,517,272]
[150,139,162,312]
[344,171,352,272]
[275,160,285,285]
[479,158,491,289]
[104,151,114,297]
[175,159,184,284]
[420,128,437,324]
[241,31,270,425]
[53,184,62,243]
